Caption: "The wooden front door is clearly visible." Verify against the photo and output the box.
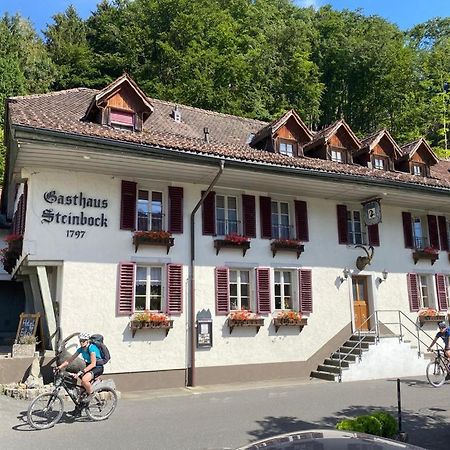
[352,276,370,330]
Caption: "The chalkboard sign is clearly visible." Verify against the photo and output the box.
[15,313,40,343]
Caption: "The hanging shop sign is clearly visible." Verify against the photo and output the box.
[362,198,382,226]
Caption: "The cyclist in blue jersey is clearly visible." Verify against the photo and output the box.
[428,322,450,360]
[56,332,104,414]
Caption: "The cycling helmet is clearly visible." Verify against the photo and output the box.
[78,332,90,341]
[438,321,447,329]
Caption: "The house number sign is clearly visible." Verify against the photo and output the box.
[41,190,109,237]
[362,199,382,226]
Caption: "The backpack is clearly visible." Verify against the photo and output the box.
[90,334,111,366]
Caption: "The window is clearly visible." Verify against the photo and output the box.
[271,201,291,239]
[411,163,426,176]
[216,195,239,236]
[137,190,163,231]
[229,269,251,310]
[274,270,293,310]
[110,108,135,130]
[418,275,433,309]
[373,156,387,170]
[279,139,295,157]
[412,216,427,249]
[135,266,164,311]
[331,149,344,163]
[347,210,366,245]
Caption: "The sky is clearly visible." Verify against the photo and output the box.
[0,0,449,33]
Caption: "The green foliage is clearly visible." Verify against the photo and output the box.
[336,411,397,438]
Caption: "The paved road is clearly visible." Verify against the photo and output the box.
[0,376,449,449]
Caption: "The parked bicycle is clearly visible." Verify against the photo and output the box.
[426,349,450,387]
[27,369,117,429]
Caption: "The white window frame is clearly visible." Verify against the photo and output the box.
[137,188,164,231]
[274,269,296,310]
[412,215,428,250]
[271,200,291,239]
[279,140,295,157]
[331,149,344,163]
[229,269,252,311]
[418,274,435,309]
[216,194,239,236]
[134,265,165,311]
[373,156,387,170]
[347,209,366,245]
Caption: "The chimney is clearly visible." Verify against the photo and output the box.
[172,106,181,123]
[204,127,210,143]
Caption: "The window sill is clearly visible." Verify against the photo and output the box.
[270,241,304,259]
[418,315,446,326]
[133,235,174,254]
[129,320,174,338]
[227,318,264,334]
[412,250,439,265]
[273,317,308,333]
[214,239,250,257]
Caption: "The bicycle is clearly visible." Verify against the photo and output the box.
[426,349,450,387]
[27,369,118,429]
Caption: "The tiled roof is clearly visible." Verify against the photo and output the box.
[7,88,450,190]
[361,129,384,149]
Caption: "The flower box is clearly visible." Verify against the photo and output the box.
[412,250,439,265]
[130,319,174,338]
[270,240,304,259]
[418,314,446,326]
[214,239,250,257]
[12,343,36,358]
[133,231,174,254]
[273,317,308,333]
[227,318,264,334]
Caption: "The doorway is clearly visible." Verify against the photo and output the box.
[352,276,370,330]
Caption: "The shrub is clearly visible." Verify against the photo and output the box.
[371,412,397,438]
[336,412,397,438]
[336,419,364,433]
[354,416,383,436]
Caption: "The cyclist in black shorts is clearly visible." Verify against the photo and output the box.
[56,332,104,413]
[428,321,450,360]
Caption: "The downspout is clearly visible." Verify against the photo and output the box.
[188,160,224,387]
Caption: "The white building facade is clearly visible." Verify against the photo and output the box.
[2,75,450,389]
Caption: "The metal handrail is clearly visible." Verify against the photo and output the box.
[336,309,443,382]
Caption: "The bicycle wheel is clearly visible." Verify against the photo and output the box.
[426,360,447,387]
[27,392,64,429]
[85,387,117,421]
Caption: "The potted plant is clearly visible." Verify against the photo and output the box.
[129,310,174,337]
[227,309,264,334]
[418,307,446,325]
[273,310,308,332]
[270,238,304,259]
[214,233,251,257]
[412,246,439,265]
[12,335,37,358]
[132,230,174,254]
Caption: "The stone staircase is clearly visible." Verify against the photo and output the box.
[311,333,376,381]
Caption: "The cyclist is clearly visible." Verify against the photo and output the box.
[427,321,450,361]
[56,332,104,415]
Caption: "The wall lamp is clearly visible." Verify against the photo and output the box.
[339,267,352,283]
[377,269,389,283]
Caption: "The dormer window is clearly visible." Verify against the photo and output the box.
[110,108,135,130]
[373,156,388,170]
[331,149,344,163]
[412,163,426,177]
[279,139,296,157]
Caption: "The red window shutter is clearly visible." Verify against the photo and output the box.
[202,191,216,235]
[215,267,230,315]
[110,109,134,126]
[402,212,413,248]
[427,215,440,249]
[120,180,137,230]
[117,262,135,315]
[256,268,271,313]
[368,224,380,247]
[168,186,183,234]
[294,200,309,242]
[167,264,183,314]
[299,269,313,313]
[242,195,256,238]
[406,273,420,312]
[435,274,448,311]
[259,196,272,239]
[438,216,449,251]
[336,205,348,245]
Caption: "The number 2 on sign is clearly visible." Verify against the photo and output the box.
[66,230,86,238]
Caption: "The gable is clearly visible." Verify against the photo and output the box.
[330,126,359,151]
[275,117,312,145]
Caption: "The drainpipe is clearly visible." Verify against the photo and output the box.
[188,160,224,387]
